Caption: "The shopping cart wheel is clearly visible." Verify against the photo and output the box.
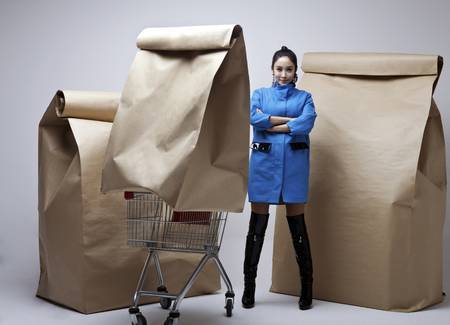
[224,291,234,317]
[157,285,172,309]
[129,308,147,325]
[160,297,172,310]
[225,298,233,317]
[135,314,147,325]
[163,316,178,325]
[164,312,180,325]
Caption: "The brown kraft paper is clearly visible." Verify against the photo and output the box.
[271,53,445,312]
[37,90,220,313]
[101,24,250,212]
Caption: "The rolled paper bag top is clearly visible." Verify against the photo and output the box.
[55,90,120,122]
[136,24,242,51]
[101,24,250,211]
[302,52,442,77]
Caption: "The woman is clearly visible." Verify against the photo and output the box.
[243,46,317,310]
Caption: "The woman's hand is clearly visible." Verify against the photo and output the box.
[266,124,291,133]
[256,107,294,129]
[269,116,294,126]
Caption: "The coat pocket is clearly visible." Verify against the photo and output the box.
[251,142,272,153]
[289,142,309,150]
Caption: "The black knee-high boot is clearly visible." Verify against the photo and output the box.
[286,213,313,310]
[241,211,270,308]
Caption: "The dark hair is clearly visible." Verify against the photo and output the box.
[271,46,298,72]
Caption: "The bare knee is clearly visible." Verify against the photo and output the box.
[286,204,305,216]
[251,203,269,214]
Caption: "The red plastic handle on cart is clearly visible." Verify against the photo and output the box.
[124,191,134,200]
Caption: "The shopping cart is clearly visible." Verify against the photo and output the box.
[125,191,235,325]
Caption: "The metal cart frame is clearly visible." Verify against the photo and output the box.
[125,192,235,325]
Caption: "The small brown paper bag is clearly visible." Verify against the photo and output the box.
[101,24,250,212]
[37,90,220,313]
[271,53,445,312]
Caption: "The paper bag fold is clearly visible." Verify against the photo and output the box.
[101,24,250,212]
[38,90,220,313]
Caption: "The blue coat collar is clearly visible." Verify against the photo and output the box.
[272,81,295,90]
[272,81,296,99]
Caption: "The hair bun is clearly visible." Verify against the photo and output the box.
[281,46,288,51]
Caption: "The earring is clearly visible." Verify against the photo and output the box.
[272,74,276,86]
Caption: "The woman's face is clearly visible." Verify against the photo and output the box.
[273,56,296,85]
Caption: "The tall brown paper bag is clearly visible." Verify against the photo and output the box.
[101,24,250,212]
[271,53,446,312]
[37,90,220,313]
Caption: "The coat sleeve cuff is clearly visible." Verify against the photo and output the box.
[260,114,273,128]
[286,120,295,135]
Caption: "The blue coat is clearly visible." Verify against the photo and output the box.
[248,82,317,204]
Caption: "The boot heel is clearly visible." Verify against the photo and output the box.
[241,282,255,308]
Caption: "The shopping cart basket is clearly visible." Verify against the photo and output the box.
[125,192,235,325]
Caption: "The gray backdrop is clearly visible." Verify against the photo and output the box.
[1,0,449,323]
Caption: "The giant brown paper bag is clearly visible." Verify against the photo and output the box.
[101,24,249,212]
[37,90,220,313]
[271,53,445,312]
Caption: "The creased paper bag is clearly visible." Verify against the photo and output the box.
[271,53,446,312]
[101,24,250,212]
[37,90,220,313]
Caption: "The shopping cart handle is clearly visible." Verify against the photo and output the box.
[124,191,134,200]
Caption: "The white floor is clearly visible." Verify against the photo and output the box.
[1,228,449,325]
